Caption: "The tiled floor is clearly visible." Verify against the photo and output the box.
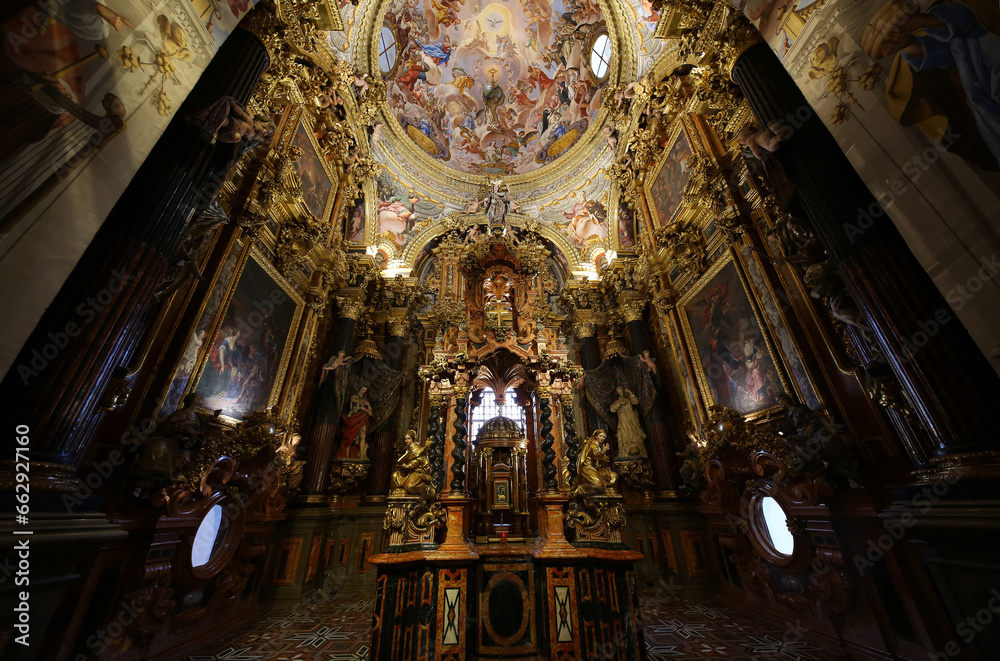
[190,587,847,660]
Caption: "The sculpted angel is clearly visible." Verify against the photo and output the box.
[574,429,618,497]
[390,430,436,508]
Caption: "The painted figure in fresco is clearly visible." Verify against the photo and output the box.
[337,386,373,460]
[563,190,608,247]
[574,429,618,497]
[611,386,648,458]
[863,0,1000,166]
[377,188,419,247]
[390,430,436,507]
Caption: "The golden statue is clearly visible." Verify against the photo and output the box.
[390,430,436,506]
[574,429,618,497]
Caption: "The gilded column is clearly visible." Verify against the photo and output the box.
[732,42,1000,458]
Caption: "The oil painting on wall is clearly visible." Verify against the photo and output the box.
[193,251,301,419]
[162,241,243,415]
[383,0,607,175]
[617,200,637,249]
[292,121,333,220]
[680,257,784,415]
[346,199,366,243]
[647,129,692,227]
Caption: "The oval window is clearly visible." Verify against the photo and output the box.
[757,496,794,557]
[590,33,612,81]
[378,26,398,76]
[191,504,224,568]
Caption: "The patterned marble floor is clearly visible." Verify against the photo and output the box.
[190,587,848,660]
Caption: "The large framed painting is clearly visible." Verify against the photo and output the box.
[190,247,304,421]
[678,252,789,418]
[646,124,693,227]
[290,113,334,221]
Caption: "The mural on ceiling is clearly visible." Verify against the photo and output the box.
[384,0,607,175]
[647,129,692,227]
[731,0,1000,371]
[374,169,439,256]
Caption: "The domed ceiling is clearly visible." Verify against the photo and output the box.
[381,0,609,175]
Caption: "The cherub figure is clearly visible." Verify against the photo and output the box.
[603,124,618,151]
[320,350,351,385]
[639,349,658,377]
[737,122,794,160]
[353,72,369,97]
[369,120,383,149]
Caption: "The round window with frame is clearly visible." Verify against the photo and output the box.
[378,23,399,77]
[588,29,612,83]
[756,495,795,558]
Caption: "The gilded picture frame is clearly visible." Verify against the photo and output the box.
[188,245,305,423]
[644,117,695,231]
[287,107,336,223]
[676,249,792,420]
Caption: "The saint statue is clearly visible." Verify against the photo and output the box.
[337,386,373,460]
[574,429,618,498]
[390,430,436,507]
[611,386,648,458]
[483,179,510,226]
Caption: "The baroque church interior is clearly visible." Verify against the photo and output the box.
[3,0,1000,659]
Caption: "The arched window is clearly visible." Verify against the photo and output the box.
[378,25,398,76]
[589,32,612,82]
[469,387,525,441]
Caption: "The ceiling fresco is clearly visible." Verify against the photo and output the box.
[382,0,609,175]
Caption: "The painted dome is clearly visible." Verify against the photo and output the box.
[380,0,609,175]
